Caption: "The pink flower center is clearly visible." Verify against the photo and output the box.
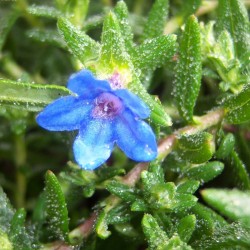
[92,93,123,119]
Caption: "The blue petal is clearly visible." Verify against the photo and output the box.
[114,89,150,119]
[36,96,92,131]
[67,69,111,97]
[115,110,157,161]
[73,120,114,170]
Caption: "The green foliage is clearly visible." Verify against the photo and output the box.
[217,0,250,60]
[173,15,202,123]
[0,0,250,249]
[142,0,169,40]
[224,83,250,124]
[57,17,100,64]
[177,132,215,164]
[0,79,71,112]
[44,170,69,241]
[201,188,250,226]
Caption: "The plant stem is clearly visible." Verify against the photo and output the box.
[14,134,27,208]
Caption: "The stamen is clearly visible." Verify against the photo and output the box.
[92,93,123,119]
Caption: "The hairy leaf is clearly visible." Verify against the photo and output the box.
[173,15,202,123]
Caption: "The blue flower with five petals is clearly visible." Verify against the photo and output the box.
[36,70,157,170]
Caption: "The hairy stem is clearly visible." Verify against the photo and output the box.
[14,134,27,208]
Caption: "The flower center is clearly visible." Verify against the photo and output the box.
[92,93,123,119]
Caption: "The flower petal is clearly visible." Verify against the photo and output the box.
[115,110,157,161]
[73,120,114,170]
[67,69,111,97]
[36,96,92,131]
[114,89,150,119]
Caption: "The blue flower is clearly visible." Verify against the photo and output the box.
[36,70,157,170]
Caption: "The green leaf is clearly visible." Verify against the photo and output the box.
[142,214,193,250]
[0,9,19,51]
[0,187,14,233]
[27,5,62,19]
[217,0,250,59]
[114,1,134,53]
[26,28,66,49]
[142,0,169,40]
[132,35,177,72]
[192,222,250,249]
[173,15,202,123]
[9,209,33,250]
[142,214,169,249]
[45,170,69,241]
[141,164,165,192]
[191,203,227,240]
[224,84,250,124]
[181,0,202,18]
[215,133,235,159]
[106,181,138,202]
[63,0,89,28]
[226,150,250,190]
[0,79,71,112]
[95,211,111,239]
[106,204,132,224]
[177,132,215,164]
[177,180,200,194]
[184,161,224,183]
[98,12,131,74]
[57,17,100,64]
[177,215,196,243]
[202,188,250,226]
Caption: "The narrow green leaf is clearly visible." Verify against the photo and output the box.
[98,12,131,73]
[177,180,200,194]
[45,170,69,241]
[106,181,138,202]
[0,9,19,51]
[173,15,202,123]
[224,84,250,124]
[9,209,33,249]
[177,132,215,164]
[185,161,224,183]
[0,79,71,112]
[181,0,201,18]
[27,5,62,19]
[215,133,235,159]
[64,0,89,28]
[26,29,66,49]
[57,17,100,64]
[0,187,14,233]
[217,0,250,59]
[106,204,132,224]
[95,211,111,239]
[192,222,250,249]
[142,214,169,249]
[202,188,250,226]
[226,150,250,190]
[191,203,227,240]
[114,1,134,53]
[142,0,169,40]
[177,215,196,243]
[142,214,193,250]
[132,35,177,72]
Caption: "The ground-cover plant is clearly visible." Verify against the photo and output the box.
[0,0,249,249]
